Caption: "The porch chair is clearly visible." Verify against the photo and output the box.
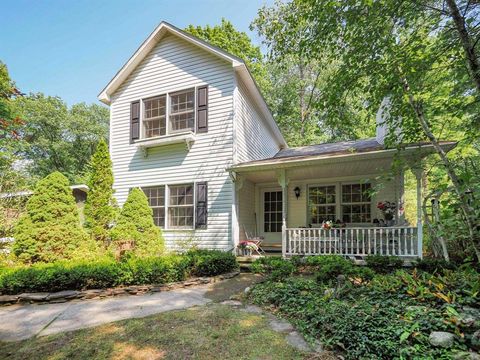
[239,226,265,256]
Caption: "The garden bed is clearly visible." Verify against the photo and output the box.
[248,255,480,359]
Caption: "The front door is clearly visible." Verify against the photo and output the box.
[260,188,283,245]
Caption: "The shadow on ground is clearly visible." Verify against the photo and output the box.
[204,273,264,302]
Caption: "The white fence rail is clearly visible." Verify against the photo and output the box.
[284,227,420,258]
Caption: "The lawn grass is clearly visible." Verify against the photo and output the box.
[0,304,309,360]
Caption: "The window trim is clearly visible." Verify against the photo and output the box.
[306,181,372,226]
[138,86,201,141]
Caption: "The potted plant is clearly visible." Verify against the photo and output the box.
[377,201,397,226]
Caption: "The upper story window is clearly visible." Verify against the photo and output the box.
[143,96,166,138]
[131,86,208,143]
[169,89,195,133]
[140,88,196,140]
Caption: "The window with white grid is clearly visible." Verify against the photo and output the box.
[168,184,194,229]
[308,185,336,225]
[142,96,166,138]
[169,89,195,133]
[341,183,371,223]
[142,186,165,228]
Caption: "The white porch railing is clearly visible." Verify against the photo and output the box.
[284,227,420,258]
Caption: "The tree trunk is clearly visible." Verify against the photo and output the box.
[401,77,480,261]
[299,58,306,137]
[445,0,480,100]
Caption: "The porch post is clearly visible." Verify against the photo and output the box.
[277,169,289,258]
[413,168,424,259]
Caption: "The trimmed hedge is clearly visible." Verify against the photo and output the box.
[0,250,238,295]
[186,249,239,277]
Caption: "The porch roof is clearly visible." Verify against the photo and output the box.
[230,139,457,173]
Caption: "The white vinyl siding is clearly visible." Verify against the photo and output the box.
[109,34,235,250]
[234,77,280,163]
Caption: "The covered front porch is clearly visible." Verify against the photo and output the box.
[229,140,454,259]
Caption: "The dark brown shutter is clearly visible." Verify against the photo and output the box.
[130,101,140,142]
[196,86,208,133]
[195,182,208,228]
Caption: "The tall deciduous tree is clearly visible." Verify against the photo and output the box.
[13,93,109,182]
[13,172,92,263]
[110,188,164,257]
[185,19,269,92]
[252,2,375,146]
[84,139,116,244]
[256,0,479,259]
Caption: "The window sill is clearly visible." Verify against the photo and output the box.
[135,132,195,157]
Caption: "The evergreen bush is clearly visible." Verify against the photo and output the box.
[110,188,164,256]
[12,172,94,263]
[83,139,116,244]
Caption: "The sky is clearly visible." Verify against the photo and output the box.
[1,0,273,105]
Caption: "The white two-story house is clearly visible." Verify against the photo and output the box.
[99,22,455,259]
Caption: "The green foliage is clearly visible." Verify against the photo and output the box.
[365,255,403,274]
[110,188,164,256]
[186,249,238,277]
[249,265,480,359]
[0,250,238,294]
[83,139,116,243]
[13,93,109,182]
[414,258,458,273]
[12,172,95,263]
[185,19,269,92]
[250,257,295,281]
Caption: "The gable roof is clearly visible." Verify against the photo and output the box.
[98,21,286,147]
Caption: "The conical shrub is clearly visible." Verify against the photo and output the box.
[110,188,164,256]
[13,172,93,263]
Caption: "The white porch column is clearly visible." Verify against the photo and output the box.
[277,169,289,258]
[413,168,424,259]
[229,172,244,253]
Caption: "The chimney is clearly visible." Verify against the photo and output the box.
[376,97,401,146]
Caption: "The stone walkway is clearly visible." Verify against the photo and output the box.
[0,285,211,342]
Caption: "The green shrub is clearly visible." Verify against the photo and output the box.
[13,172,95,264]
[308,256,359,283]
[365,255,403,273]
[0,250,236,294]
[414,257,457,273]
[110,188,164,256]
[250,257,295,281]
[186,249,238,276]
[84,139,116,243]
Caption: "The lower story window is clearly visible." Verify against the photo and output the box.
[168,184,194,229]
[308,185,336,225]
[341,183,371,223]
[142,186,165,228]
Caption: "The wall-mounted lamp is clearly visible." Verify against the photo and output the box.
[294,186,301,199]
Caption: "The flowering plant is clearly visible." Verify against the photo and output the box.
[238,240,259,251]
[377,201,396,220]
[322,221,333,230]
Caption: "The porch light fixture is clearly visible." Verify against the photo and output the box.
[294,186,301,199]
